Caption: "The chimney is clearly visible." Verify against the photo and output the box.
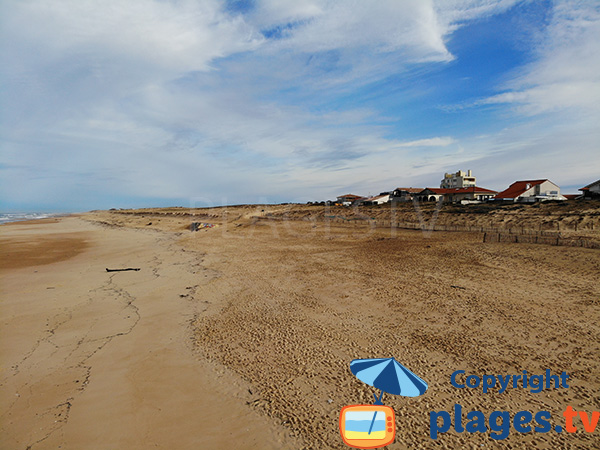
[468,170,472,177]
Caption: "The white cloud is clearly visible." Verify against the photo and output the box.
[0,0,264,139]
[396,137,456,147]
[435,113,600,192]
[1,0,598,209]
[480,0,600,115]
[1,0,261,73]
[256,0,451,59]
[434,0,524,26]
[248,0,324,27]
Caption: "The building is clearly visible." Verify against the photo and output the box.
[389,188,423,203]
[494,180,566,202]
[415,188,445,202]
[579,179,600,199]
[336,194,365,206]
[360,193,390,205]
[443,186,497,203]
[414,186,497,203]
[440,170,476,189]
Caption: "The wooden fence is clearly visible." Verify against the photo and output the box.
[253,215,600,249]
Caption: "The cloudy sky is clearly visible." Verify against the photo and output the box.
[1,0,599,211]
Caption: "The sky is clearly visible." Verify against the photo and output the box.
[1,0,599,211]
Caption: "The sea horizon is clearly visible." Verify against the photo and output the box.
[0,212,71,225]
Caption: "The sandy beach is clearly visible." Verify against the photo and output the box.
[1,204,599,449]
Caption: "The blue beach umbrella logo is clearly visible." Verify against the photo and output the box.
[350,357,428,402]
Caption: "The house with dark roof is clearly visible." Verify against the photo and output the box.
[415,188,446,202]
[389,187,423,203]
[414,186,497,203]
[579,179,600,199]
[494,179,566,202]
[443,186,498,203]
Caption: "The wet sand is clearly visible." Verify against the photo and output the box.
[1,217,296,450]
[1,207,599,449]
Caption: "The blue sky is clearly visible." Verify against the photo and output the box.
[1,0,599,211]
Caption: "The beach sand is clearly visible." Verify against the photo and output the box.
[1,206,599,449]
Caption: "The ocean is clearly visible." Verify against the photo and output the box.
[0,212,69,225]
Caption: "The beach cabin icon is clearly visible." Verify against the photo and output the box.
[340,357,428,449]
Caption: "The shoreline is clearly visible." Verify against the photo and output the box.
[0,213,74,226]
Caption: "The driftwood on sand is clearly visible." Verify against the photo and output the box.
[105,268,141,272]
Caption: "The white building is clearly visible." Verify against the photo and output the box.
[495,179,566,202]
[580,179,600,199]
[360,193,391,205]
[440,170,476,189]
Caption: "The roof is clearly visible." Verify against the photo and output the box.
[336,194,363,200]
[494,180,548,199]
[421,188,447,194]
[445,187,497,194]
[419,187,497,194]
[579,179,600,191]
[363,194,389,201]
[394,187,423,193]
[458,186,496,194]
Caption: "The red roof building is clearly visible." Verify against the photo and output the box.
[495,179,566,202]
[336,194,365,205]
